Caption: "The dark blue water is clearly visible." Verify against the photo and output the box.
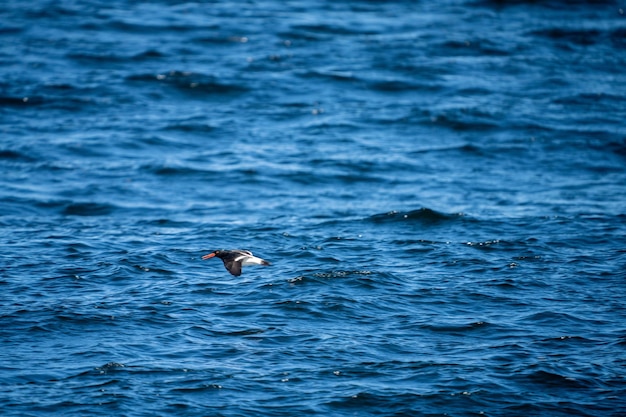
[2,1,626,415]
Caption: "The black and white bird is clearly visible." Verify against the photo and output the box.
[202,249,270,276]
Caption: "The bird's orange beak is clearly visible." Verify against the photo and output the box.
[202,252,216,260]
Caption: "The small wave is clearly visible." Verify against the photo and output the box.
[521,369,594,389]
[139,162,221,179]
[0,95,45,106]
[530,27,603,47]
[519,311,599,327]
[0,93,98,111]
[465,239,507,250]
[611,27,626,48]
[132,49,166,60]
[368,208,465,225]
[94,362,126,374]
[326,391,439,415]
[126,71,248,95]
[67,52,135,63]
[478,0,615,7]
[429,108,502,132]
[170,383,223,394]
[189,325,266,338]
[288,270,373,283]
[422,320,491,334]
[106,19,212,35]
[432,38,510,57]
[291,23,380,37]
[552,92,624,107]
[601,139,626,158]
[193,35,251,45]
[298,69,357,82]
[162,122,217,134]
[0,149,38,162]
[313,270,374,279]
[62,202,116,216]
[366,78,433,93]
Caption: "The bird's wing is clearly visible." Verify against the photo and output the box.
[224,259,242,276]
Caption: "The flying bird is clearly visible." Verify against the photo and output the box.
[202,249,270,276]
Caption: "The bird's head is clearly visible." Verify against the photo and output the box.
[201,250,222,260]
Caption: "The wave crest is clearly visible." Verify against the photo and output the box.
[368,208,466,225]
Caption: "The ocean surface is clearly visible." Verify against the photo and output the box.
[2,1,626,416]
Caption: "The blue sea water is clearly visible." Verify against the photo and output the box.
[2,0,626,415]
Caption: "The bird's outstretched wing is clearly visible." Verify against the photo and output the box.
[224,259,242,276]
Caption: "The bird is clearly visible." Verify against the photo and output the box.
[202,249,270,276]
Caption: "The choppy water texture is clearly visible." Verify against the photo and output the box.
[2,1,626,416]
